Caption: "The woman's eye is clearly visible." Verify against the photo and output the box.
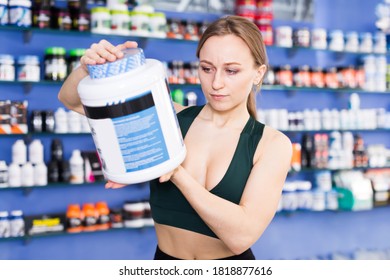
[201,67,212,73]
[226,69,238,75]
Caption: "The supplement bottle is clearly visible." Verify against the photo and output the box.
[9,210,25,237]
[0,160,8,187]
[0,211,10,238]
[77,48,186,184]
[69,149,84,184]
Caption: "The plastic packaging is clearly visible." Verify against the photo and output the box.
[21,162,34,186]
[8,0,32,27]
[54,107,68,133]
[91,7,111,34]
[34,162,48,186]
[0,55,15,81]
[17,55,40,82]
[29,139,44,164]
[8,162,21,187]
[9,210,25,237]
[0,211,10,238]
[78,48,186,184]
[0,0,8,26]
[69,149,84,184]
[0,160,7,187]
[12,139,27,165]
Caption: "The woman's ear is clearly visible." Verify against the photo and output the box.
[254,64,267,85]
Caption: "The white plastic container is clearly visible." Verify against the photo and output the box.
[29,139,44,164]
[21,162,34,187]
[54,107,68,133]
[0,0,8,26]
[77,48,186,184]
[70,149,84,184]
[8,0,32,27]
[34,162,47,186]
[91,7,111,34]
[0,160,7,187]
[8,162,21,187]
[12,139,27,165]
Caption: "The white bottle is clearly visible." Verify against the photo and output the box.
[0,160,8,188]
[12,140,27,165]
[21,162,34,187]
[70,149,84,184]
[54,107,68,133]
[67,110,82,133]
[34,162,48,186]
[29,139,44,165]
[9,210,25,237]
[8,163,21,187]
[0,211,11,238]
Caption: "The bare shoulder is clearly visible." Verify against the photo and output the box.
[173,102,187,114]
[256,125,292,163]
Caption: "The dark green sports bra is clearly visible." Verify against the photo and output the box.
[149,105,265,238]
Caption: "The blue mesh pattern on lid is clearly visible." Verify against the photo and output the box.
[87,48,146,79]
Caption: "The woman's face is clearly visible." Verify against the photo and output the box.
[198,34,262,113]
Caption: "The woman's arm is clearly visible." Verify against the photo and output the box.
[58,40,138,115]
[165,129,292,255]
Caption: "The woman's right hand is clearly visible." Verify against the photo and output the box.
[80,40,138,70]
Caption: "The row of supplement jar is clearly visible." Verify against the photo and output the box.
[0,54,40,81]
[0,0,32,27]
[0,48,85,82]
[263,65,365,89]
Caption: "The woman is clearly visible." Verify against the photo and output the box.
[58,15,292,260]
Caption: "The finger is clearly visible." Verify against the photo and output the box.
[87,40,119,63]
[84,47,106,64]
[116,41,138,51]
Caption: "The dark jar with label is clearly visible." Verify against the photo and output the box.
[58,8,72,30]
[44,47,67,81]
[68,48,85,74]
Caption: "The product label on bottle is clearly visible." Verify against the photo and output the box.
[112,102,168,172]
[84,91,169,172]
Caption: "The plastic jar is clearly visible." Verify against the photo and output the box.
[77,48,186,184]
[293,28,310,47]
[8,0,32,27]
[0,55,15,81]
[329,30,345,52]
[149,12,167,38]
[345,32,359,53]
[275,26,293,47]
[44,47,67,81]
[311,28,327,49]
[110,9,130,35]
[0,0,8,26]
[57,8,72,31]
[17,55,40,82]
[68,48,85,74]
[129,10,150,36]
[91,7,111,34]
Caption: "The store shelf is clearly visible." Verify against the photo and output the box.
[289,166,390,174]
[282,128,390,133]
[1,25,386,56]
[2,79,390,95]
[0,181,106,195]
[0,132,91,138]
[0,225,153,244]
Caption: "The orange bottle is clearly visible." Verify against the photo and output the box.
[82,203,98,232]
[66,204,83,233]
[95,201,110,230]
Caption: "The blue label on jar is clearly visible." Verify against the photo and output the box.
[111,94,169,172]
[0,5,8,25]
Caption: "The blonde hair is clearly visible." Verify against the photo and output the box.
[196,15,268,119]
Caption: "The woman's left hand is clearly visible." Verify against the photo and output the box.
[105,180,127,189]
[159,166,181,183]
